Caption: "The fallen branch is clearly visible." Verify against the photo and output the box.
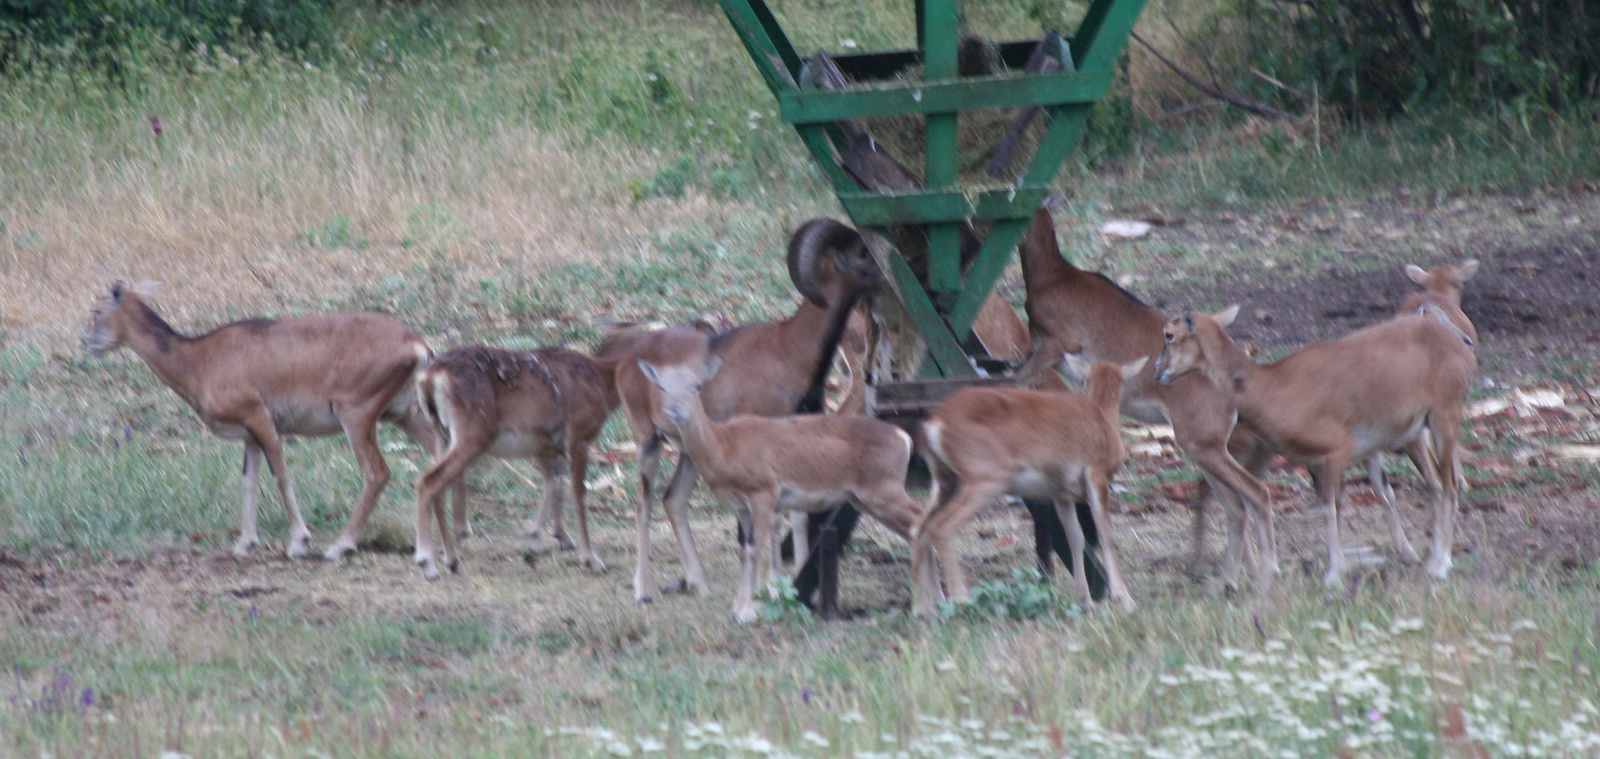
[1130,31,1295,121]
[1249,67,1308,100]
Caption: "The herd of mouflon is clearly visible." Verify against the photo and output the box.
[85,206,1481,621]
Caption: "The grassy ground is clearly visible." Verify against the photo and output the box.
[3,1,1600,756]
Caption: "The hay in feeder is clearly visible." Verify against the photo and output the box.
[854,34,1050,188]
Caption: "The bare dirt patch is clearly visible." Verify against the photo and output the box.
[1143,228,1600,374]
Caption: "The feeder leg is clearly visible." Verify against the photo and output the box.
[1028,498,1056,577]
[817,523,841,621]
[1028,499,1109,601]
[793,504,860,606]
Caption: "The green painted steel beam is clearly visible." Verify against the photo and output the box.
[886,249,975,377]
[716,0,798,96]
[741,0,802,81]
[794,124,861,192]
[944,216,1033,337]
[922,0,960,308]
[778,69,1112,123]
[1022,104,1092,186]
[837,187,1049,226]
[1070,0,1149,71]
[830,39,1064,81]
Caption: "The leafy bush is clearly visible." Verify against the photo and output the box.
[758,576,815,625]
[0,0,338,71]
[940,567,1080,622]
[1241,0,1599,116]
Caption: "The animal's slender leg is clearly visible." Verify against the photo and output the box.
[1056,497,1092,604]
[569,444,605,573]
[1084,472,1133,608]
[660,455,708,595]
[241,412,311,559]
[233,442,265,555]
[325,404,390,561]
[632,436,662,603]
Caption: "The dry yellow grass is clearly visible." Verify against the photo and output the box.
[0,91,754,337]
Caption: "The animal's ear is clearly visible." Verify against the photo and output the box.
[1405,264,1429,285]
[1058,352,1091,383]
[131,280,162,298]
[636,359,660,383]
[1181,310,1196,333]
[1121,356,1149,383]
[1214,304,1240,328]
[1457,259,1479,282]
[110,281,126,302]
[701,354,724,382]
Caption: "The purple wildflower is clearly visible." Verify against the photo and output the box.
[802,688,811,705]
[1367,707,1381,723]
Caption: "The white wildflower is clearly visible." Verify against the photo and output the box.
[802,731,829,748]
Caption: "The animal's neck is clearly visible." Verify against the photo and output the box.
[674,395,729,475]
[785,285,862,414]
[1019,213,1076,293]
[1430,286,1463,309]
[1086,377,1123,414]
[121,301,198,400]
[1196,325,1259,407]
[590,354,625,412]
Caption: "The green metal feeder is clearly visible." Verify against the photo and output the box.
[716,0,1148,379]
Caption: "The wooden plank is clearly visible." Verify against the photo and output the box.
[837,187,1049,226]
[778,69,1112,123]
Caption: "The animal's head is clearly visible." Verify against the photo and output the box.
[787,218,883,308]
[1058,353,1147,398]
[85,280,159,356]
[1404,258,1479,300]
[637,355,723,429]
[1153,305,1238,386]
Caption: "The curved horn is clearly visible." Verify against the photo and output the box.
[787,218,861,308]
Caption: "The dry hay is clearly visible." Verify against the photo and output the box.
[850,35,1050,188]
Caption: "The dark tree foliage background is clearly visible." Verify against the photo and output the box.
[1,0,1595,117]
[1245,0,1598,115]
[0,0,335,69]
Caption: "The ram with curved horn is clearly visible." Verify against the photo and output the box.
[596,218,885,603]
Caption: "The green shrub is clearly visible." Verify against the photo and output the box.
[940,567,1080,622]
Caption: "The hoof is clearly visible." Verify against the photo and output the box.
[414,551,442,581]
[523,551,539,570]
[659,578,693,595]
[583,555,607,574]
[286,538,310,560]
[1425,555,1452,580]
[322,538,358,562]
[1322,569,1346,592]
[733,606,759,624]
[232,537,259,557]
